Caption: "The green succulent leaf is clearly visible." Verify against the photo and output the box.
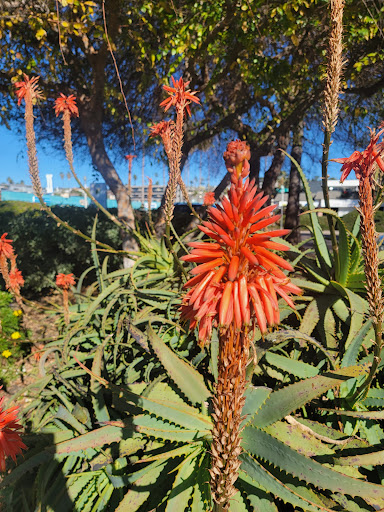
[330,282,368,350]
[264,420,335,458]
[363,387,384,407]
[190,454,212,512]
[335,448,384,467]
[165,449,201,512]
[251,364,370,427]
[299,299,320,336]
[242,426,384,505]
[228,491,249,511]
[115,459,168,512]
[237,471,278,512]
[147,324,211,405]
[91,344,110,423]
[264,352,319,379]
[242,386,272,426]
[133,414,208,442]
[282,150,332,274]
[342,319,373,367]
[291,278,327,293]
[239,453,331,512]
[320,408,384,420]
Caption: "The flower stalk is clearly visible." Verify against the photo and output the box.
[125,154,137,202]
[333,126,384,399]
[321,0,345,269]
[56,273,76,326]
[0,233,24,309]
[56,93,128,232]
[181,141,301,507]
[14,76,125,255]
[151,77,200,276]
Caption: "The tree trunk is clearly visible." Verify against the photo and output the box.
[80,111,139,263]
[76,0,138,265]
[285,122,304,244]
[249,147,261,188]
[262,132,290,203]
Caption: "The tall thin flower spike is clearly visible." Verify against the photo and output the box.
[56,273,75,325]
[180,140,301,507]
[14,74,44,199]
[333,126,384,399]
[152,77,200,236]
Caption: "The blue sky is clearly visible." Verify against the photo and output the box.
[0,122,353,190]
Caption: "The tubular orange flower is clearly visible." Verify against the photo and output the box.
[223,140,251,177]
[54,93,79,117]
[8,269,24,290]
[56,273,75,290]
[160,76,200,117]
[14,74,42,106]
[333,125,384,399]
[180,141,301,345]
[0,391,27,471]
[0,233,13,259]
[149,120,173,138]
[183,140,302,508]
[332,126,384,182]
[203,191,216,206]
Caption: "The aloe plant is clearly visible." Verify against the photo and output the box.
[273,154,376,381]
[4,328,384,512]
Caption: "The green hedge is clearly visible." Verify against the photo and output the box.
[0,202,121,295]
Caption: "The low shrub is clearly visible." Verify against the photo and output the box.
[0,202,121,295]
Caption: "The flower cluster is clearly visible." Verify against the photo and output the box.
[56,273,76,290]
[0,390,27,471]
[54,93,79,118]
[203,191,216,206]
[333,126,384,182]
[180,141,301,344]
[0,233,13,259]
[14,74,42,106]
[160,76,200,117]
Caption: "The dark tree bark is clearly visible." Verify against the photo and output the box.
[249,148,261,188]
[262,132,290,202]
[76,1,139,262]
[80,109,139,258]
[285,121,304,244]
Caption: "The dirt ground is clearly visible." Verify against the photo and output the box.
[1,293,61,401]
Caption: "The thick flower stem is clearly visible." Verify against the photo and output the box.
[321,130,339,269]
[23,90,122,255]
[210,326,249,508]
[62,289,70,326]
[213,503,227,512]
[322,0,344,276]
[351,177,383,400]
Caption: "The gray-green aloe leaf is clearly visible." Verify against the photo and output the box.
[251,364,369,428]
[147,324,211,405]
[241,426,384,506]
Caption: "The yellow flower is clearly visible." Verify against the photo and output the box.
[2,350,12,358]
[13,310,23,317]
[11,332,21,340]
